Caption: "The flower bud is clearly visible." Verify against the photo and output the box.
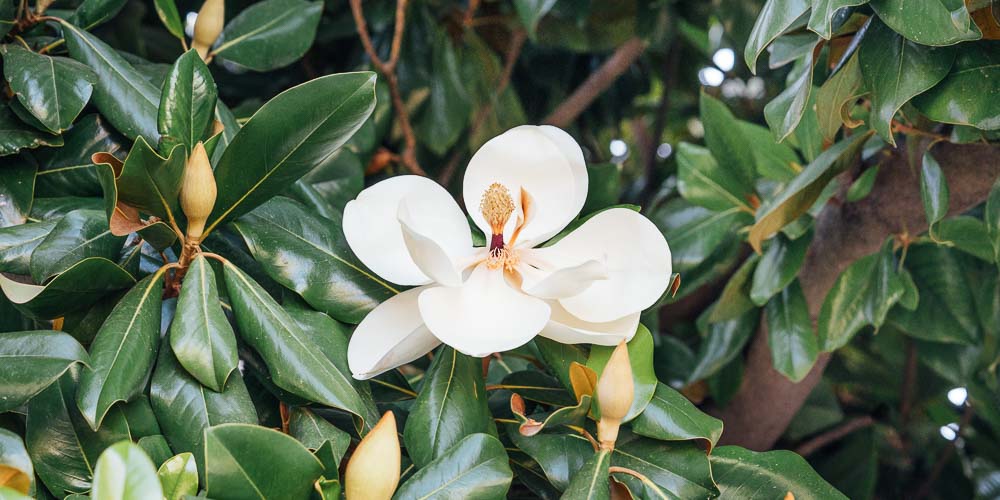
[180,142,216,242]
[192,0,224,60]
[596,341,634,450]
[345,412,401,500]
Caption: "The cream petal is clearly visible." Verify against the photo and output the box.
[536,125,588,222]
[418,264,550,357]
[517,258,608,299]
[398,202,466,287]
[347,286,441,380]
[463,126,580,246]
[537,208,672,323]
[539,301,640,346]
[343,176,472,286]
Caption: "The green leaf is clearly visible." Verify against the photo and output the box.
[890,244,980,344]
[858,19,955,145]
[0,158,34,228]
[707,255,759,323]
[700,91,756,187]
[136,435,172,466]
[509,431,592,491]
[913,41,1000,130]
[687,310,758,383]
[934,217,995,262]
[0,330,89,413]
[158,50,218,156]
[107,136,186,222]
[748,131,869,252]
[288,407,350,462]
[0,428,32,495]
[0,45,96,134]
[657,202,751,272]
[818,241,904,351]
[808,0,869,38]
[765,280,818,382]
[0,103,62,156]
[149,342,258,473]
[514,0,557,35]
[764,47,820,142]
[232,197,398,323]
[561,449,611,500]
[587,325,656,422]
[711,446,848,499]
[501,370,576,407]
[393,434,513,499]
[157,453,198,500]
[816,51,866,142]
[169,255,237,391]
[869,0,981,46]
[920,150,949,238]
[91,441,163,500]
[71,0,127,30]
[403,346,492,468]
[630,383,724,452]
[534,337,588,392]
[846,165,879,202]
[676,142,753,212]
[744,0,811,73]
[62,21,161,142]
[0,221,56,275]
[223,261,373,428]
[34,114,127,198]
[153,0,184,41]
[0,257,135,320]
[581,163,620,214]
[213,0,323,72]
[206,72,376,234]
[204,424,323,500]
[986,177,1000,262]
[76,272,164,430]
[29,208,125,283]
[739,121,801,182]
[750,232,810,306]
[416,26,473,155]
[611,438,718,499]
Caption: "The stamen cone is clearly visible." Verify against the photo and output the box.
[480,182,515,236]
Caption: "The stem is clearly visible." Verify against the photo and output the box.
[199,252,231,266]
[794,416,875,457]
[37,38,63,54]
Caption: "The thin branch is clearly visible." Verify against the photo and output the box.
[543,37,647,127]
[349,0,426,176]
[913,403,974,500]
[462,0,481,27]
[795,416,876,457]
[438,28,527,186]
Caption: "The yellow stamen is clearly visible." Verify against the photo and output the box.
[486,247,520,271]
[480,182,515,235]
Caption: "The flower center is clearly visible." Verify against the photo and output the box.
[480,182,519,271]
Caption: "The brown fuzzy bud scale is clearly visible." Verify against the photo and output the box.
[180,142,216,242]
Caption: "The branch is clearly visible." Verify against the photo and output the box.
[543,37,647,127]
[438,29,527,186]
[794,416,875,457]
[349,0,426,176]
[718,140,1000,451]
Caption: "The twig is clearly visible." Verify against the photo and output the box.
[913,403,974,500]
[543,37,647,127]
[349,0,426,176]
[462,0,481,27]
[795,416,876,457]
[437,28,527,186]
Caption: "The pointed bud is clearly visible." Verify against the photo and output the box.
[192,0,224,60]
[596,340,634,450]
[180,142,216,242]
[345,412,401,500]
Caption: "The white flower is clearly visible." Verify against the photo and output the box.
[343,125,672,379]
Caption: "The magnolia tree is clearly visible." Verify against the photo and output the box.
[0,0,998,498]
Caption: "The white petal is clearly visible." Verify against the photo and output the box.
[537,125,588,221]
[517,258,608,299]
[538,208,672,323]
[344,176,472,286]
[418,264,550,357]
[348,286,441,379]
[539,301,640,345]
[463,126,581,246]
[398,202,465,287]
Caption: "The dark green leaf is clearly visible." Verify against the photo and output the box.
[71,0,127,30]
[764,47,820,142]
[750,232,810,306]
[501,370,576,407]
[0,158,34,227]
[534,337,588,393]
[700,91,756,187]
[611,438,718,499]
[815,51,866,142]
[0,221,56,275]
[514,0,557,35]
[0,103,62,156]
[808,0,869,38]
[708,255,759,323]
[34,114,127,198]
[288,407,350,464]
[920,150,949,237]
[169,255,238,392]
[158,50,218,156]
[587,325,655,422]
[890,244,980,344]
[657,202,751,272]
[213,0,323,72]
[29,208,125,283]
[630,383,724,452]
[581,163,620,214]
[846,165,879,202]
[90,441,162,500]
[744,0,811,73]
[913,41,1000,130]
[204,424,323,500]
[712,446,848,499]
[869,0,981,46]
[0,257,135,320]
[509,431,591,491]
[687,310,758,383]
[765,280,818,382]
[393,433,513,499]
[108,136,186,222]
[0,45,96,134]
[153,0,184,41]
[739,121,801,182]
[0,330,89,413]
[157,453,198,500]
[136,435,172,465]
[561,449,611,500]
[676,142,754,212]
[416,27,472,155]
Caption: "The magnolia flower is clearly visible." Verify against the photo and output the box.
[343,125,672,379]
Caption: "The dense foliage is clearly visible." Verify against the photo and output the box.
[0,0,998,498]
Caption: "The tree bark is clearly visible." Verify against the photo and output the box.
[718,140,1000,451]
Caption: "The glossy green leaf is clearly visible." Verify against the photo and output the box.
[169,255,238,392]
[109,136,186,222]
[934,218,994,261]
[891,244,980,344]
[846,165,879,202]
[0,330,89,413]
[816,51,866,142]
[393,433,513,499]
[818,241,904,351]
[657,202,751,272]
[232,197,398,323]
[869,0,981,46]
[76,272,164,430]
[708,255,759,323]
[676,142,753,212]
[0,428,32,494]
[62,21,161,142]
[91,441,162,500]
[859,19,955,145]
[687,310,758,383]
[501,370,576,407]
[765,280,818,382]
[712,446,848,499]
[808,0,869,38]
[34,114,127,198]
[750,232,810,306]
[158,50,217,156]
[149,342,258,472]
[748,131,869,252]
[0,158,34,228]
[534,337,588,392]
[0,221,56,275]
[561,449,611,500]
[739,121,801,182]
[611,438,718,499]
[630,383,724,452]
[29,208,125,283]
[509,430,591,491]
[204,424,323,500]
[223,261,372,426]
[587,325,655,422]
[986,177,1000,262]
[136,435,172,466]
[920,150,949,237]
[913,41,1000,130]
[416,26,472,155]
[157,453,198,500]
[744,0,811,73]
[288,407,350,463]
[213,0,322,71]
[72,0,127,30]
[700,91,756,187]
[0,257,135,320]
[0,45,96,134]
[510,393,592,437]
[0,103,62,156]
[514,0,557,35]
[153,0,184,40]
[769,33,818,69]
[206,72,376,234]
[581,163,620,214]
[403,346,492,468]
[764,47,819,142]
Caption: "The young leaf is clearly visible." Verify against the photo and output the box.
[158,50,218,156]
[919,150,949,239]
[153,0,185,41]
[676,142,754,212]
[204,424,323,500]
[90,441,163,500]
[764,45,820,142]
[815,51,866,142]
[765,280,819,382]
[157,453,198,500]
